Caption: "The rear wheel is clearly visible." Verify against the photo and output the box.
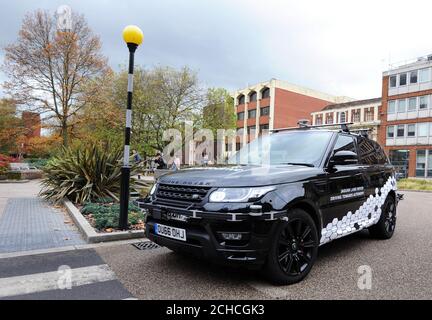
[264,209,319,285]
[368,195,396,239]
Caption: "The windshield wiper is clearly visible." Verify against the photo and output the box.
[279,162,315,167]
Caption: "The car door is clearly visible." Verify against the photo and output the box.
[321,134,366,230]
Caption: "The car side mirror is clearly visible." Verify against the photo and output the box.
[329,150,358,167]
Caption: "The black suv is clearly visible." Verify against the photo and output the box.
[137,126,398,284]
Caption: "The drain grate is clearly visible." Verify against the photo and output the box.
[132,241,162,250]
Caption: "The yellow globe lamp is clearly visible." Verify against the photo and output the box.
[122,25,144,46]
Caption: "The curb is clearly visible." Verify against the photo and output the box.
[398,189,432,193]
[63,198,145,244]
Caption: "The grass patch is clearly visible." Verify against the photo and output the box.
[397,178,432,191]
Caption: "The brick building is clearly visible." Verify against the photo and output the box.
[379,55,432,178]
[311,98,381,141]
[233,79,352,146]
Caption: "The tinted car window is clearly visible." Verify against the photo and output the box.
[332,134,356,154]
[357,137,388,165]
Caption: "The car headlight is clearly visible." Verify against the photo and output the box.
[149,184,157,196]
[209,186,275,203]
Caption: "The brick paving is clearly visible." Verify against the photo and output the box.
[0,181,84,253]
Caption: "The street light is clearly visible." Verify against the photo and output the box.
[119,25,144,230]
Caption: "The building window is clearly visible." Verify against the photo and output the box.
[419,68,430,83]
[259,124,269,135]
[260,106,270,116]
[397,99,406,113]
[248,109,256,119]
[261,87,270,99]
[396,125,405,137]
[387,126,394,138]
[418,123,428,137]
[388,100,396,113]
[407,124,416,137]
[389,75,397,88]
[389,150,409,178]
[352,110,360,122]
[237,112,244,120]
[249,91,257,102]
[365,108,374,121]
[408,97,417,111]
[237,128,244,136]
[339,112,346,123]
[238,95,245,105]
[247,125,256,135]
[416,150,426,177]
[410,70,418,84]
[399,73,407,86]
[326,114,333,124]
[316,117,322,125]
[419,95,429,109]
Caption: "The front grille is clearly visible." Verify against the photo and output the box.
[155,183,211,205]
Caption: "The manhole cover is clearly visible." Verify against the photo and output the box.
[132,241,161,250]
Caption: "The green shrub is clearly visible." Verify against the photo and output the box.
[39,144,147,204]
[27,158,49,169]
[7,172,22,180]
[81,201,144,230]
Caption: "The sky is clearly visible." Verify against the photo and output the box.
[1,0,432,100]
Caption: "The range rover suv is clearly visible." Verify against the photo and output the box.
[137,126,399,284]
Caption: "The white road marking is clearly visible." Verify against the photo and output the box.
[0,264,116,298]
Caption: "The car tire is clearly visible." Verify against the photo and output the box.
[368,195,396,239]
[264,208,319,285]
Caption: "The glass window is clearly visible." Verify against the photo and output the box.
[259,124,269,135]
[389,75,397,88]
[397,125,405,137]
[261,88,270,99]
[397,99,406,113]
[419,96,429,109]
[326,114,333,124]
[416,150,426,177]
[316,117,322,125]
[260,106,270,116]
[249,92,257,102]
[237,112,244,121]
[353,111,360,122]
[238,95,245,105]
[387,126,394,138]
[339,112,346,123]
[333,135,357,155]
[418,123,428,137]
[365,109,374,121]
[419,68,430,83]
[399,73,407,86]
[247,125,256,135]
[408,97,417,111]
[410,70,418,84]
[388,100,396,113]
[237,128,244,136]
[228,131,334,166]
[428,150,432,178]
[407,124,416,137]
[248,109,256,119]
[389,150,409,178]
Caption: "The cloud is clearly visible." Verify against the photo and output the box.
[1,0,432,99]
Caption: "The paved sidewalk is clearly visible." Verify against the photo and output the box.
[0,181,85,253]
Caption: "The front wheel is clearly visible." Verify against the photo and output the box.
[264,208,319,285]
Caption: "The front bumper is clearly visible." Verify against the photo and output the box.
[137,201,285,266]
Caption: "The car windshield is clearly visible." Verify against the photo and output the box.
[228,131,333,166]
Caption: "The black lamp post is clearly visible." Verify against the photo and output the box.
[119,25,144,230]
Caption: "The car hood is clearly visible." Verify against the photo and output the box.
[157,165,322,187]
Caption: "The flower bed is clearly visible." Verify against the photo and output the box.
[79,198,145,233]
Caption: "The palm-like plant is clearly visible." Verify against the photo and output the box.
[40,144,145,204]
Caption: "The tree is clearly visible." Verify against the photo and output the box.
[202,88,236,135]
[112,66,204,156]
[2,10,110,147]
[0,99,25,154]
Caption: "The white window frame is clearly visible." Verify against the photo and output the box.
[408,97,417,111]
[399,73,407,86]
[387,125,395,138]
[339,111,346,123]
[409,70,418,84]
[397,99,406,113]
[389,75,397,88]
[419,68,431,83]
[407,124,416,137]
[388,100,396,114]
[396,124,405,137]
[419,95,429,110]
[417,123,429,137]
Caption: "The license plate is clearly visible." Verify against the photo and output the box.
[154,223,186,241]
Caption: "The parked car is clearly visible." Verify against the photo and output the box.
[137,125,399,285]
